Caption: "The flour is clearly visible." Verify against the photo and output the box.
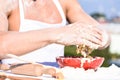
[59,64,120,80]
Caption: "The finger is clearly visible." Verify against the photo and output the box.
[79,25,103,42]
[54,72,64,79]
[80,39,100,49]
[42,67,56,76]
[81,33,102,45]
[87,27,103,41]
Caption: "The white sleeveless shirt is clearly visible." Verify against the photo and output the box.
[2,0,67,64]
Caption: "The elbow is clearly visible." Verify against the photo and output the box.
[0,32,9,59]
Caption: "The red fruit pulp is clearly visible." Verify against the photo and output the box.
[82,57,104,70]
[63,58,81,68]
[56,56,104,70]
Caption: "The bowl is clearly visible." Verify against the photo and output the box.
[56,56,104,70]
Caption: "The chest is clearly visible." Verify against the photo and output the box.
[8,0,65,31]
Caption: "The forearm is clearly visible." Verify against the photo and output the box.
[75,12,99,26]
[0,27,61,59]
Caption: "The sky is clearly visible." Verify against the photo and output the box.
[78,0,120,19]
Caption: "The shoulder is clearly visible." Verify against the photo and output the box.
[64,0,80,9]
[0,0,18,16]
[59,0,80,13]
[59,0,80,8]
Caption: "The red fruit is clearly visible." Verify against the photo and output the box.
[63,58,81,68]
[56,56,104,70]
[83,57,104,70]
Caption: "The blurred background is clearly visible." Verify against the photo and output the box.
[64,0,120,67]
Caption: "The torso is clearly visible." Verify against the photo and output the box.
[2,0,67,63]
[8,0,66,31]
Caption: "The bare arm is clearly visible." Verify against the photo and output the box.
[63,0,110,49]
[0,0,59,59]
[0,28,61,57]
[65,0,99,25]
[0,12,8,32]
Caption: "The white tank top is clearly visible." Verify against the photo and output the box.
[2,0,67,64]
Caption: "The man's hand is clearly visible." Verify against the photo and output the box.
[56,22,110,49]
